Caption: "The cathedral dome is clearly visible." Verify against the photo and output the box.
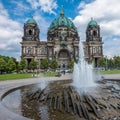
[26,17,37,25]
[48,10,77,31]
[88,18,97,27]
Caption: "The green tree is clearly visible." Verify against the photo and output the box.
[40,59,49,69]
[88,58,93,64]
[108,58,114,69]
[0,58,6,74]
[0,55,9,63]
[19,58,27,71]
[114,56,120,69]
[69,59,74,69]
[49,59,58,70]
[98,57,106,68]
[7,58,16,72]
[17,63,22,72]
[29,58,37,70]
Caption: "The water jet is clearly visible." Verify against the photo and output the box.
[72,41,96,92]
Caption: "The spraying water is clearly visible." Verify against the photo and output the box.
[72,41,96,92]
[37,74,48,90]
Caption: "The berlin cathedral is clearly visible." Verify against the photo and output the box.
[21,9,103,68]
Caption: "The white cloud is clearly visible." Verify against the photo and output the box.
[27,0,39,9]
[0,3,8,17]
[73,0,120,57]
[103,37,120,58]
[77,1,86,9]
[11,0,30,16]
[27,0,58,14]
[0,3,22,59]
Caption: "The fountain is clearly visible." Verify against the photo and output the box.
[72,41,96,91]
[0,41,120,120]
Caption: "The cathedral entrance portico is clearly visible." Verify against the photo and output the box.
[58,49,70,69]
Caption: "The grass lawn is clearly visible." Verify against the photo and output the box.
[0,72,58,81]
[43,72,57,77]
[100,70,120,74]
[1,70,119,81]
[0,73,33,81]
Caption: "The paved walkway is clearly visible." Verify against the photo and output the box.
[103,74,120,80]
[0,73,119,120]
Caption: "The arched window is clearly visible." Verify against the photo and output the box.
[90,30,93,35]
[29,29,32,35]
[41,48,45,55]
[28,48,32,54]
[59,51,68,58]
[59,50,69,58]
[93,47,99,54]
[61,21,64,25]
[49,49,52,55]
[93,31,97,36]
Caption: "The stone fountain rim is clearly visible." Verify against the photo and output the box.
[1,79,72,101]
[0,77,72,120]
[1,77,119,102]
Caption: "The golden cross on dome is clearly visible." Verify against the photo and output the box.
[60,5,64,16]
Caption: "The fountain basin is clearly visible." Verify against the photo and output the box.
[1,79,120,120]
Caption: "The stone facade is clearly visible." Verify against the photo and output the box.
[21,12,103,68]
[84,18,103,67]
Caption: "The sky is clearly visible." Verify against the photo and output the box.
[0,0,120,60]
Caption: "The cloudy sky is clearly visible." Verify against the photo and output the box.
[0,0,120,60]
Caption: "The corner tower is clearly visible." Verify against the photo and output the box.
[85,18,103,67]
[23,17,39,41]
[21,17,40,66]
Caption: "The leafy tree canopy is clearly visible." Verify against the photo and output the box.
[40,59,49,69]
[29,58,37,70]
[49,59,58,69]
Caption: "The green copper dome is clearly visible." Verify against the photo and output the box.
[88,18,97,27]
[48,10,77,31]
[26,17,37,25]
